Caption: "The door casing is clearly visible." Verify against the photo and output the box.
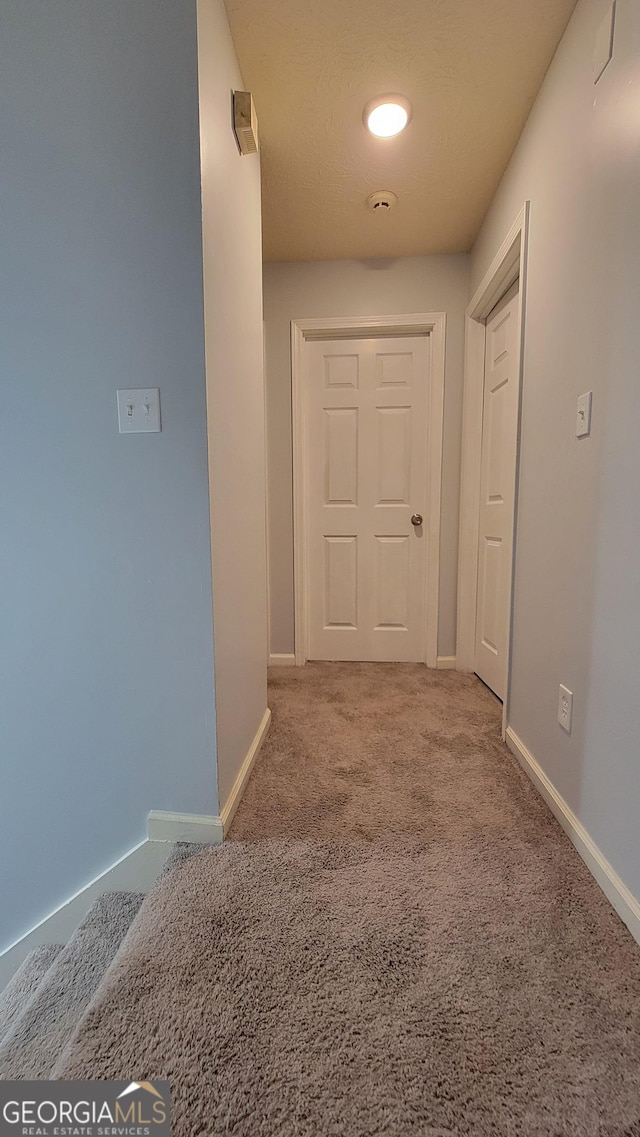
[291,313,446,668]
[456,202,530,737]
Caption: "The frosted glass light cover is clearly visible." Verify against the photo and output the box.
[366,101,410,138]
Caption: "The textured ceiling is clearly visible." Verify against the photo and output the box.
[223,0,578,262]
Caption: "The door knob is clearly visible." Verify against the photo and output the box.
[411,514,423,526]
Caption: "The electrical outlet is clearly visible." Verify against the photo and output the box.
[558,684,573,733]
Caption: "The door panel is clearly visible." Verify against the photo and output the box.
[374,536,410,630]
[323,536,358,628]
[307,336,430,662]
[376,407,411,504]
[324,408,358,504]
[475,283,520,699]
[324,352,359,389]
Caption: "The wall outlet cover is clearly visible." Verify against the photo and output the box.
[558,684,573,734]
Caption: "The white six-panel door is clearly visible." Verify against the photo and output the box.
[306,336,430,662]
[474,283,520,699]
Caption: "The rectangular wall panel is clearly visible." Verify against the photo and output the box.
[323,536,357,628]
[324,408,358,505]
[376,407,410,504]
[478,537,502,654]
[374,536,409,629]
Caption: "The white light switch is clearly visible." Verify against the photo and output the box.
[576,391,592,438]
[117,388,161,433]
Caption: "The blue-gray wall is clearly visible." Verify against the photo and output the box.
[0,0,217,948]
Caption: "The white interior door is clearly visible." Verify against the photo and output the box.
[306,335,430,662]
[474,281,520,699]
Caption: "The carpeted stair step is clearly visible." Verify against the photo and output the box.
[0,890,143,1079]
[160,840,209,877]
[0,944,63,1047]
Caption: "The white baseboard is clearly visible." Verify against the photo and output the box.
[272,653,457,670]
[220,707,271,835]
[147,810,223,844]
[0,708,272,994]
[0,838,170,993]
[147,711,271,845]
[269,653,296,667]
[506,726,640,947]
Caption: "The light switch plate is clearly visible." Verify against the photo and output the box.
[576,391,592,438]
[117,388,161,433]
[593,1,615,83]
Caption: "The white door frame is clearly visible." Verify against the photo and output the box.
[456,202,530,735]
[292,313,446,668]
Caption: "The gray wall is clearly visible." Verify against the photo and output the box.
[0,0,217,949]
[263,255,470,659]
[472,0,640,899]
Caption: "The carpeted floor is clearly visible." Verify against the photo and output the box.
[56,665,640,1135]
[229,664,559,843]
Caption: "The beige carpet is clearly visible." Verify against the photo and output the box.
[230,664,558,843]
[56,665,640,1135]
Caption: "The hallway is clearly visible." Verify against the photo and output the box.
[231,664,544,841]
[56,666,640,1135]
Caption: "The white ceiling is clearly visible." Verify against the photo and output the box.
[224,0,578,263]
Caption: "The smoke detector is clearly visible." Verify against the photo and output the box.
[367,191,398,213]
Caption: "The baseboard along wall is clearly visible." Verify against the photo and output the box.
[219,708,271,834]
[271,654,458,670]
[0,839,169,993]
[506,726,640,948]
[0,707,272,992]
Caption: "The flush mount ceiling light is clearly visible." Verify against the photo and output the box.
[364,95,412,138]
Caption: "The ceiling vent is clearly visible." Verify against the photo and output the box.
[367,190,398,213]
[233,91,259,155]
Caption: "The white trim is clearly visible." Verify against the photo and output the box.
[149,709,270,843]
[457,203,530,739]
[263,318,273,667]
[147,810,223,844]
[436,655,457,670]
[506,727,640,948]
[0,708,273,993]
[455,316,486,672]
[291,312,446,669]
[269,652,296,667]
[0,838,170,993]
[219,707,271,835]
